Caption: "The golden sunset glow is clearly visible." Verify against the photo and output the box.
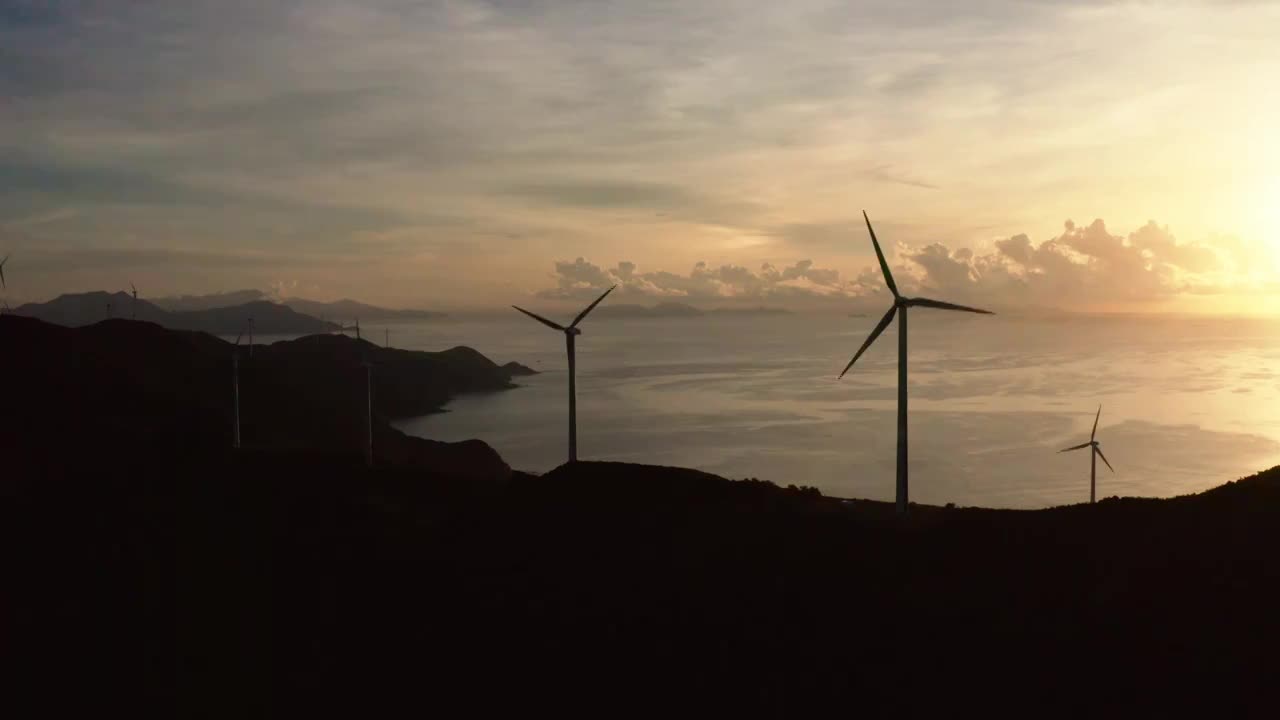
[1,1,1278,315]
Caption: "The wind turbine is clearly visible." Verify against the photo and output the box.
[231,320,251,449]
[129,282,138,320]
[512,285,616,463]
[1059,405,1114,504]
[839,211,994,515]
[361,357,374,467]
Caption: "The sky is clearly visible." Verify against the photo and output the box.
[2,0,1279,313]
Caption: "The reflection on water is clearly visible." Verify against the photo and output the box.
[354,312,1274,509]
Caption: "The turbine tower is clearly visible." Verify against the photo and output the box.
[232,320,251,449]
[839,211,994,514]
[1059,405,1114,504]
[513,285,616,463]
[361,358,374,467]
[130,282,138,320]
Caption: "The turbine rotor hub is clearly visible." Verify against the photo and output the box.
[566,327,583,336]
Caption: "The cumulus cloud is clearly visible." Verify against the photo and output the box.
[539,218,1258,311]
[899,218,1233,307]
[538,257,879,303]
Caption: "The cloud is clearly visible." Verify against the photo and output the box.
[537,256,875,303]
[901,218,1230,307]
[865,164,939,190]
[534,217,1263,311]
[2,1,1277,309]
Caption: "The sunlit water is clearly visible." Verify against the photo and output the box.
[262,313,1280,509]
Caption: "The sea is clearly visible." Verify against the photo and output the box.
[260,312,1280,509]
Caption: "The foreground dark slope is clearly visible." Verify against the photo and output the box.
[7,454,1280,716]
[4,317,1279,715]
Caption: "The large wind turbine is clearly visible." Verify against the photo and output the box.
[129,282,138,320]
[1059,405,1114,504]
[512,285,616,463]
[839,211,994,514]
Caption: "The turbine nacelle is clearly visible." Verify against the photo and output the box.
[512,284,617,336]
[838,215,993,381]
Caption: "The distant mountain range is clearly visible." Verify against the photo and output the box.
[13,292,338,335]
[152,290,446,321]
[594,302,792,318]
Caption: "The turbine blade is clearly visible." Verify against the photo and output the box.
[570,285,617,328]
[1091,405,1101,441]
[0,254,7,288]
[909,297,994,314]
[1058,442,1091,452]
[512,305,566,331]
[839,305,897,379]
[1095,446,1114,472]
[863,211,899,298]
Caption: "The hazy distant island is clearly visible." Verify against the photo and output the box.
[13,291,339,335]
[595,301,793,319]
[155,289,447,321]
[282,297,447,322]
[13,290,449,335]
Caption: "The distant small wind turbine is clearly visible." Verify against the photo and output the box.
[0,254,9,288]
[839,211,994,515]
[1059,405,1114,504]
[231,321,251,450]
[130,282,138,320]
[513,285,616,463]
[361,357,374,467]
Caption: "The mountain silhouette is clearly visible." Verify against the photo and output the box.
[0,315,528,478]
[12,292,338,335]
